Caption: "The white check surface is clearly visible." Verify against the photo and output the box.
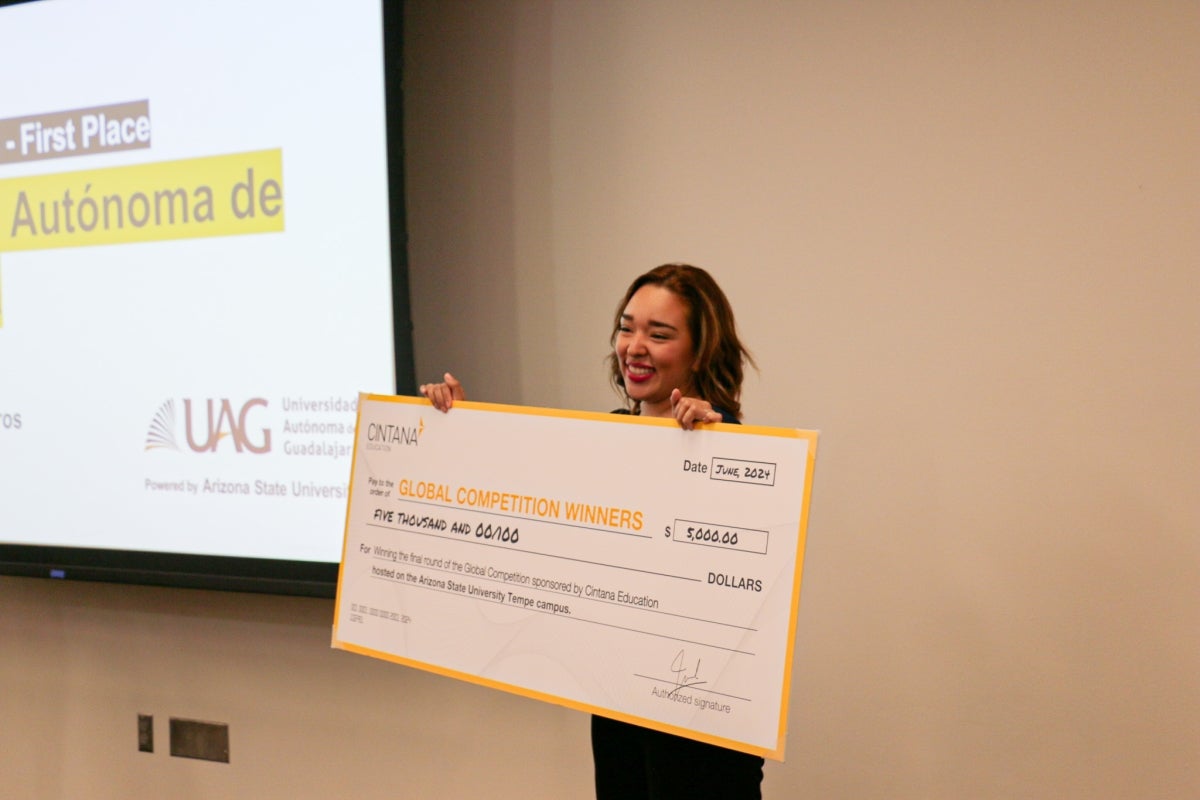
[333,395,817,758]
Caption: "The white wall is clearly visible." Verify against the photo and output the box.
[3,2,1196,798]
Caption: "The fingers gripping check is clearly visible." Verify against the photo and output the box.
[419,372,466,412]
[669,388,722,430]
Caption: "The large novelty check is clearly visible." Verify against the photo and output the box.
[333,394,818,759]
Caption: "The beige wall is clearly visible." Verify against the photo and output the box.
[2,1,1196,797]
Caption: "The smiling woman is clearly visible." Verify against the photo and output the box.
[614,284,696,417]
[607,263,756,427]
[418,262,764,798]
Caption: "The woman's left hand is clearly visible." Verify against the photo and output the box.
[670,388,723,430]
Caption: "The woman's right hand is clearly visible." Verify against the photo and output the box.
[418,372,466,412]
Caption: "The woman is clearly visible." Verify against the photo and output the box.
[421,263,762,799]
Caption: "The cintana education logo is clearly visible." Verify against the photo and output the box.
[145,397,270,454]
[363,416,423,452]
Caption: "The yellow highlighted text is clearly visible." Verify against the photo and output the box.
[0,149,284,252]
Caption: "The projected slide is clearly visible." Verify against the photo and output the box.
[0,0,395,563]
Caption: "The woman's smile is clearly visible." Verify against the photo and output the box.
[614,285,696,417]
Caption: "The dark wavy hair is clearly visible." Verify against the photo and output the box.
[606,263,755,419]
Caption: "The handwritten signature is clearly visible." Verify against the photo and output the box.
[667,649,707,697]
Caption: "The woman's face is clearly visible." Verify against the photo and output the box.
[614,284,697,416]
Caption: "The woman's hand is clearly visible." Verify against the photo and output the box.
[670,388,722,430]
[419,372,466,412]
